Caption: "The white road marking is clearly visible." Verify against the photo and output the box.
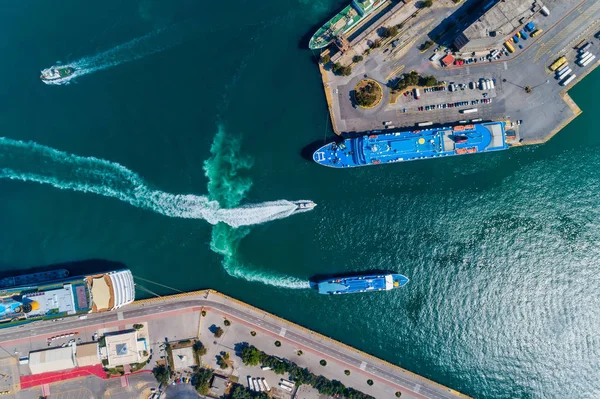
[279,327,287,337]
[360,361,367,371]
[117,312,124,321]
[414,384,421,392]
[504,61,508,70]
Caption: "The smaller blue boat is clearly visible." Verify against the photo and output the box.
[316,273,409,295]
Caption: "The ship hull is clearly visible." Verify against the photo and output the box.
[316,273,409,295]
[312,122,508,168]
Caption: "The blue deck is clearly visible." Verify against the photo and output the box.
[313,122,507,168]
[317,273,409,295]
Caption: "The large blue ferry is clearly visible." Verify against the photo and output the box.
[313,121,508,168]
[316,273,409,295]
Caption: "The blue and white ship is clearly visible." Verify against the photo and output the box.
[316,273,409,295]
[313,121,508,168]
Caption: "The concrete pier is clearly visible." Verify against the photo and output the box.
[0,290,471,399]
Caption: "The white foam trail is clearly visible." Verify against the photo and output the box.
[0,137,302,228]
[42,30,172,85]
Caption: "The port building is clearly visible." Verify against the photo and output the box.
[101,330,149,367]
[454,0,545,52]
[29,347,77,374]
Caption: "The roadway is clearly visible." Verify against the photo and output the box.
[324,0,600,142]
[0,291,468,399]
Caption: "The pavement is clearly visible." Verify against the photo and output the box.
[323,0,600,143]
[0,290,469,399]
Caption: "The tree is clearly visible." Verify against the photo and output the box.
[396,392,402,397]
[367,379,374,386]
[230,384,270,399]
[354,81,381,107]
[194,341,207,357]
[344,370,351,375]
[320,359,327,366]
[217,352,231,369]
[133,324,144,330]
[224,319,231,326]
[332,63,352,76]
[240,346,262,366]
[152,365,169,386]
[214,327,224,338]
[421,0,433,7]
[193,368,213,395]
[274,340,281,347]
[353,55,364,63]
[419,40,433,51]
[381,25,398,38]
[320,54,331,64]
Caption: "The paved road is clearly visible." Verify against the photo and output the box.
[326,0,600,142]
[0,292,466,399]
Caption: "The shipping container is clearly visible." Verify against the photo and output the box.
[581,55,596,67]
[578,53,594,66]
[579,43,592,53]
[579,51,591,60]
[504,41,515,53]
[556,64,570,74]
[560,74,576,86]
[461,108,478,114]
[531,29,542,37]
[556,67,572,78]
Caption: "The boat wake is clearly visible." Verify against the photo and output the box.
[204,127,310,289]
[42,29,173,85]
[0,136,301,228]
[0,130,311,288]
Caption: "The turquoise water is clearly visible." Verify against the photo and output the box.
[1,1,600,398]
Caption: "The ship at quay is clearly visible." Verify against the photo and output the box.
[309,0,386,50]
[313,121,508,168]
[0,269,135,328]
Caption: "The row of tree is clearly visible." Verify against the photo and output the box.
[393,70,439,91]
[240,345,375,399]
[229,383,270,399]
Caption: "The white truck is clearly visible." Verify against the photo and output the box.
[460,108,478,114]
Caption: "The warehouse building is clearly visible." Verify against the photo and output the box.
[75,343,100,367]
[29,347,76,374]
[454,0,545,52]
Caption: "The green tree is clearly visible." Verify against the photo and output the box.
[240,346,262,366]
[224,319,231,326]
[421,0,433,7]
[217,352,231,369]
[419,40,433,51]
[152,365,169,386]
[320,54,331,64]
[396,392,402,397]
[344,370,351,375]
[214,326,224,338]
[320,359,327,366]
[193,368,213,395]
[194,341,207,357]
[381,25,398,38]
[133,324,144,330]
[352,55,364,63]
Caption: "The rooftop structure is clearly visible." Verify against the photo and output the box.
[29,347,76,375]
[103,330,147,367]
[454,0,544,52]
[210,374,229,396]
[75,343,100,367]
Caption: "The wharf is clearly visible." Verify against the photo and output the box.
[0,289,471,399]
[318,0,600,144]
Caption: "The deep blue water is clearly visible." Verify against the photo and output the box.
[1,1,600,398]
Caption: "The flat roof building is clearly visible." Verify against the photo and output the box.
[29,347,76,375]
[103,331,148,367]
[454,0,544,52]
[75,343,100,367]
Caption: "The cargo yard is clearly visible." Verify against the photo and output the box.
[316,0,600,145]
[0,289,469,399]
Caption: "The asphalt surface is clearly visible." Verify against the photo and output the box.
[325,0,600,143]
[0,292,465,399]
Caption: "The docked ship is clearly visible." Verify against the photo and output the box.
[313,121,508,168]
[292,200,317,213]
[40,65,75,82]
[0,269,135,328]
[309,0,386,50]
[316,273,409,295]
